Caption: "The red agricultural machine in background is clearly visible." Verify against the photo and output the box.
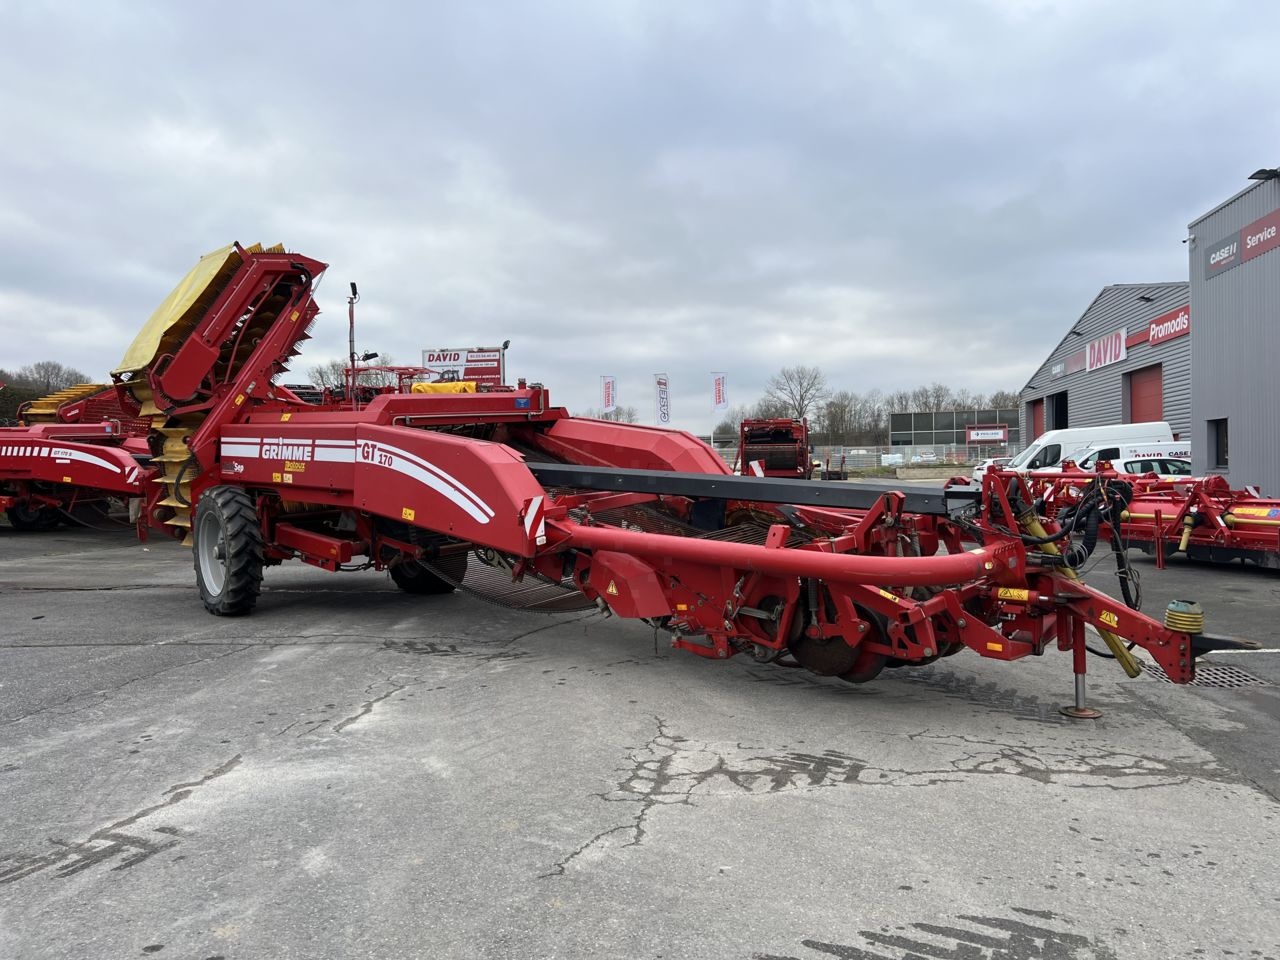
[735,418,814,479]
[0,243,1258,717]
[1035,466,1280,571]
[0,383,150,529]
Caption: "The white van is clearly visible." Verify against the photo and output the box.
[972,422,1174,479]
[1069,442,1193,477]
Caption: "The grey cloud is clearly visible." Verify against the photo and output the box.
[0,0,1275,428]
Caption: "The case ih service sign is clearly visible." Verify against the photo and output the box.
[1205,206,1280,278]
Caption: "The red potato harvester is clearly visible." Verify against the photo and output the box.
[0,243,1256,717]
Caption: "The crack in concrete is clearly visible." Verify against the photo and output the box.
[540,716,681,877]
[894,731,1232,791]
[0,753,241,885]
[2,644,254,725]
[333,678,413,733]
[542,720,1241,877]
[542,718,868,878]
[507,612,598,646]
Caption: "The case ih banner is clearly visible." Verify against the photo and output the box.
[1204,206,1280,279]
[420,347,506,388]
[966,425,1008,443]
[655,373,672,424]
[601,376,617,413]
[712,372,728,411]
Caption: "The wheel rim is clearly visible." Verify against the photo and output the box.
[197,509,227,595]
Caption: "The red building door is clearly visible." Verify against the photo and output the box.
[1029,399,1045,439]
[1129,365,1163,423]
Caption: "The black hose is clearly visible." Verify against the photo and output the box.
[1085,484,1140,660]
[1062,505,1100,567]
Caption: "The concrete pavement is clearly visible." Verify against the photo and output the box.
[2,524,1279,959]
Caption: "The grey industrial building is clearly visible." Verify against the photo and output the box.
[1017,167,1280,494]
[889,408,1020,450]
[1189,173,1280,492]
[1019,282,1192,443]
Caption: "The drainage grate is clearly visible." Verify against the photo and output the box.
[1141,662,1271,687]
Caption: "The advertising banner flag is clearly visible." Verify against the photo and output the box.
[712,372,728,412]
[601,376,617,413]
[655,373,671,425]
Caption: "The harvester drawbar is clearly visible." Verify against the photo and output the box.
[0,243,1256,716]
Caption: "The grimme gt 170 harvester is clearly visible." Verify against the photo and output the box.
[0,243,1256,716]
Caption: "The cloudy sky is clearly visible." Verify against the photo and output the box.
[0,0,1275,431]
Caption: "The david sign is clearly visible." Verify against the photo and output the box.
[421,346,506,388]
[1086,331,1126,372]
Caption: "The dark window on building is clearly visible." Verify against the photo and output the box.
[1048,391,1069,430]
[1209,419,1229,469]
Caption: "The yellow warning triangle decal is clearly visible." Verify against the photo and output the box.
[606,580,619,596]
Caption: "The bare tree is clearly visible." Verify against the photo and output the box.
[884,390,913,415]
[307,355,400,388]
[307,359,347,389]
[579,405,639,423]
[764,366,829,420]
[987,389,1020,409]
[16,361,91,393]
[713,404,753,438]
[0,371,44,420]
[822,390,855,444]
[751,396,792,419]
[924,381,953,412]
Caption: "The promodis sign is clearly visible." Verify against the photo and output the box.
[1086,330,1126,371]
[1148,306,1190,346]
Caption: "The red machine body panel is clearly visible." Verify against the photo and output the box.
[218,420,547,555]
[0,426,145,496]
[530,418,732,473]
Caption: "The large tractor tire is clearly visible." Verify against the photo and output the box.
[193,486,264,616]
[5,502,61,531]
[389,553,468,595]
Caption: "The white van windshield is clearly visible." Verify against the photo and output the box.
[1010,442,1061,469]
[1008,445,1037,468]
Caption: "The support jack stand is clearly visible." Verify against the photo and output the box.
[1060,617,1102,719]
